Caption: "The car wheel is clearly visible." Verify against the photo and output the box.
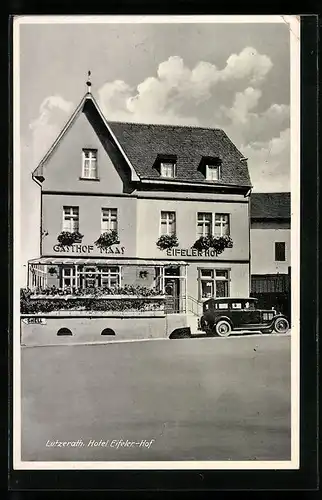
[273,317,289,334]
[214,320,232,337]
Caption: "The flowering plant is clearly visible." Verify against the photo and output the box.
[156,234,179,250]
[94,230,120,249]
[192,235,233,255]
[57,231,83,246]
[26,284,162,298]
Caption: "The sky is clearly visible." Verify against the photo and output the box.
[17,19,292,284]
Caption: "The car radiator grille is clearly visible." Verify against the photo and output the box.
[263,312,274,321]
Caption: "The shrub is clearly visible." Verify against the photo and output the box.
[20,297,165,314]
[156,234,179,250]
[192,235,233,255]
[26,285,162,298]
[57,231,84,246]
[94,230,120,249]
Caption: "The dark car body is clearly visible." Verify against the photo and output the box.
[199,297,289,336]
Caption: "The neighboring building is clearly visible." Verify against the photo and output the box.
[250,192,291,318]
[27,85,252,321]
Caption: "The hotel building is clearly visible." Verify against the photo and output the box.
[25,83,252,338]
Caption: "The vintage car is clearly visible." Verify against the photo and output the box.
[199,297,290,337]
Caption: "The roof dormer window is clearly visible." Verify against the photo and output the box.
[206,164,220,181]
[199,156,222,182]
[160,161,176,178]
[153,154,177,179]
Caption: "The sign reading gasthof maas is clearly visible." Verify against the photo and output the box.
[53,244,125,254]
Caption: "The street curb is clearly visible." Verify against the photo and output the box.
[21,332,290,348]
[21,337,169,348]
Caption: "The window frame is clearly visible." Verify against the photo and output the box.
[76,265,121,289]
[206,164,220,181]
[101,208,118,234]
[198,268,230,300]
[61,266,77,290]
[62,206,79,233]
[197,212,213,238]
[160,161,176,178]
[81,148,98,179]
[160,210,176,236]
[214,213,230,236]
[275,241,286,262]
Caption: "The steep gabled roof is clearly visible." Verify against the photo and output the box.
[250,192,291,219]
[32,93,140,182]
[108,121,252,188]
[32,91,251,189]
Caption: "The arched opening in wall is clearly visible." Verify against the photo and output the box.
[101,328,116,336]
[57,327,73,336]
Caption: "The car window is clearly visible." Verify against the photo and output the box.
[232,302,242,309]
[218,303,229,309]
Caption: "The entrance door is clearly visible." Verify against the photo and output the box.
[164,278,180,313]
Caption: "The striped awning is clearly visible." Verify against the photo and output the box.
[28,257,189,267]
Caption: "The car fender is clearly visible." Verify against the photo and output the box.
[268,313,289,328]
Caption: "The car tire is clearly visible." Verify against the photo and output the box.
[273,317,290,334]
[214,320,232,337]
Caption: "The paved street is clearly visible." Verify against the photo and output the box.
[21,335,291,462]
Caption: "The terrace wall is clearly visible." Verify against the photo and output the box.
[20,313,189,346]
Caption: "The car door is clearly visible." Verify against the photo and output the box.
[230,301,261,329]
[240,301,262,328]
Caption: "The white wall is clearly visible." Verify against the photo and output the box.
[250,223,290,275]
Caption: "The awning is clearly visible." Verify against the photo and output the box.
[28,257,189,267]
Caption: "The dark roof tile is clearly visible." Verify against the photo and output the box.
[250,192,291,219]
[108,121,252,187]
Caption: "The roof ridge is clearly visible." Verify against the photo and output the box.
[108,120,224,132]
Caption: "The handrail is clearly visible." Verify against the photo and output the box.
[187,295,203,315]
[187,295,203,305]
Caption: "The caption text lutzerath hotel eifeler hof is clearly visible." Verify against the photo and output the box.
[45,439,155,449]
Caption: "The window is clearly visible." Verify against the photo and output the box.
[62,267,77,289]
[101,328,116,336]
[275,242,286,261]
[77,265,120,288]
[99,266,120,288]
[63,206,79,232]
[197,213,212,237]
[218,303,229,309]
[57,327,73,336]
[160,211,176,236]
[206,164,220,181]
[232,302,242,309]
[160,162,176,178]
[199,269,229,299]
[214,214,230,236]
[82,149,98,179]
[101,208,118,234]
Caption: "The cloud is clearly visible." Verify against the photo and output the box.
[241,128,290,192]
[221,87,263,125]
[29,95,74,164]
[220,46,273,84]
[27,49,288,192]
[98,47,273,125]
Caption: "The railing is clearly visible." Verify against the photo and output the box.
[187,295,203,316]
